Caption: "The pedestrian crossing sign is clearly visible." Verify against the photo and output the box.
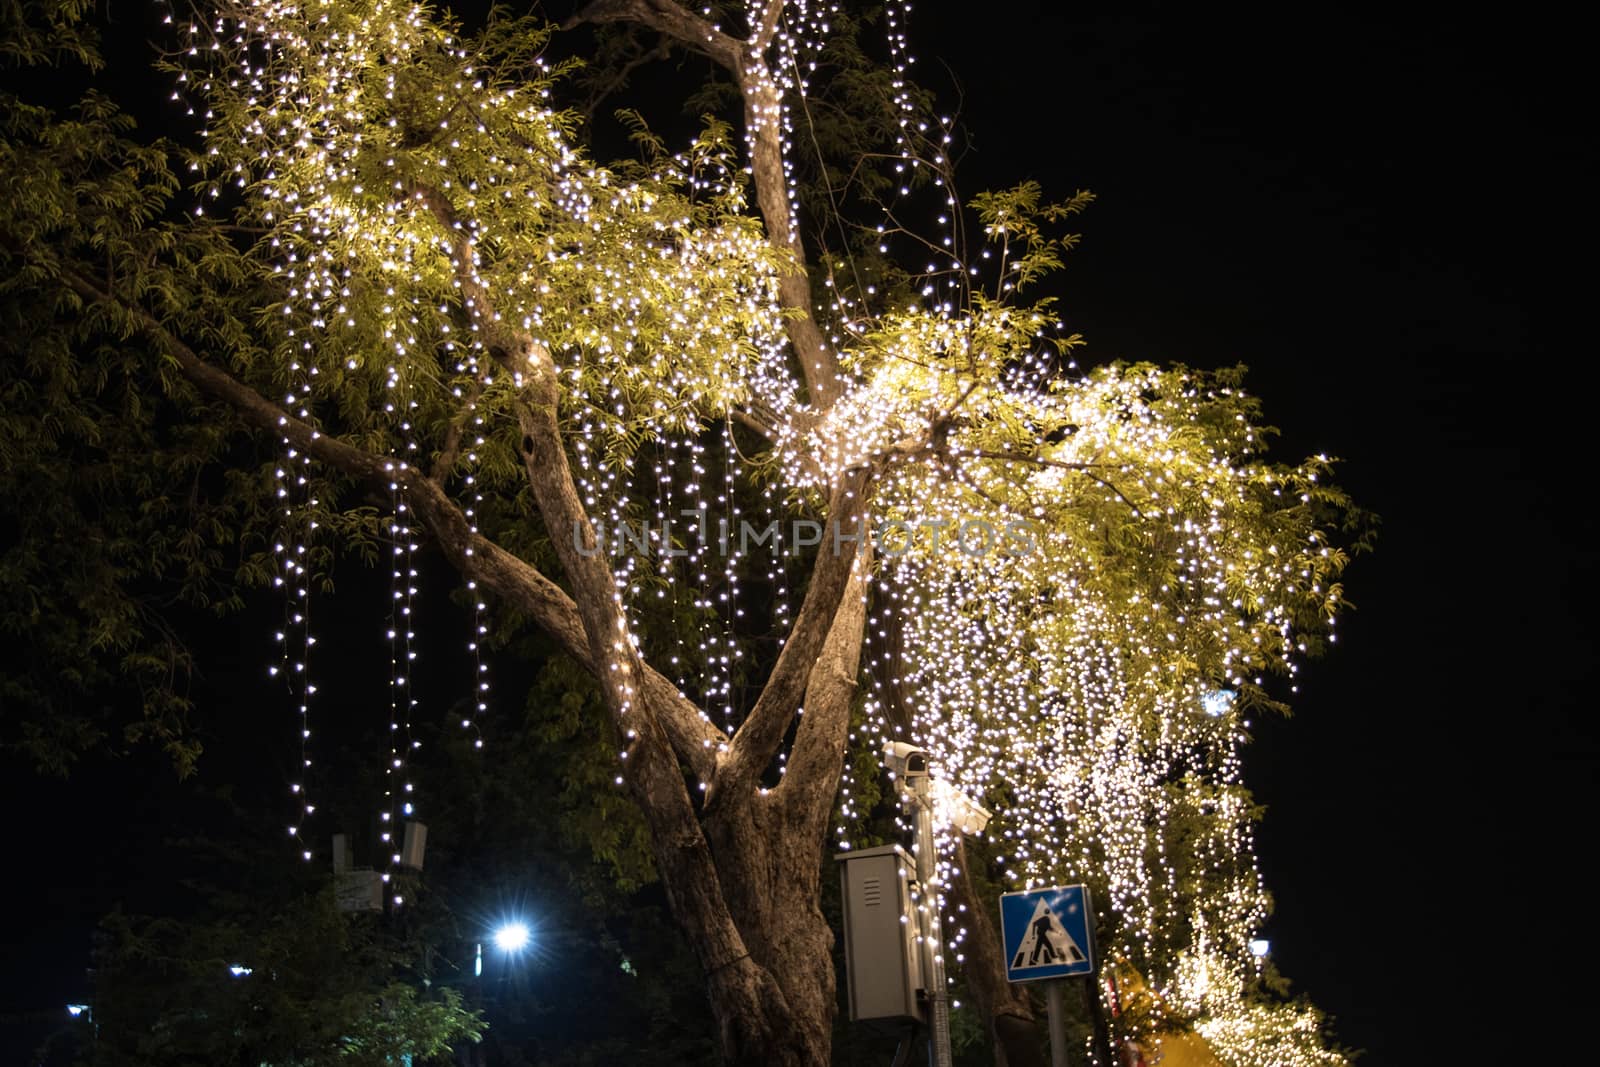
[1000,884,1094,982]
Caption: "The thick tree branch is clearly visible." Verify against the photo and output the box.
[63,274,584,640]
[62,272,775,1030]
[409,179,729,771]
[749,0,785,54]
[776,541,869,830]
[741,72,844,409]
[430,377,484,483]
[729,405,778,443]
[563,0,740,66]
[508,389,776,1013]
[707,467,869,809]
[565,0,845,410]
[58,267,723,781]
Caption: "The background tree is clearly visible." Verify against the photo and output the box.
[86,892,482,1067]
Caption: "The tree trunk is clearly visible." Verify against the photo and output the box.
[698,555,870,1064]
[700,797,836,1064]
[686,677,862,1065]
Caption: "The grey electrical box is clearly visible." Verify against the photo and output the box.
[835,845,924,1030]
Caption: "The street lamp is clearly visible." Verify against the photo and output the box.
[464,918,536,1067]
[477,919,533,976]
[492,921,531,953]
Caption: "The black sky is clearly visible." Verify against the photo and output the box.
[922,3,1592,1061]
[4,3,1593,1064]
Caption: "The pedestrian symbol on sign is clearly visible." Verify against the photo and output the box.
[1000,883,1094,982]
[1010,898,1086,972]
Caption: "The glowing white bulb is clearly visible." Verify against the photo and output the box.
[492,921,531,953]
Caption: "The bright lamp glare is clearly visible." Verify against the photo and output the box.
[1249,939,1271,957]
[493,921,531,952]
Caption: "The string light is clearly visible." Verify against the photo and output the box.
[269,277,319,863]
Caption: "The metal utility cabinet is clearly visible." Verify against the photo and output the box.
[835,844,925,1031]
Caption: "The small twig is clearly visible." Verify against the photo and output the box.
[968,448,1104,472]
[579,36,673,128]
[951,461,1008,512]
[967,449,1143,516]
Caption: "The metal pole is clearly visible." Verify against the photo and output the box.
[1045,981,1069,1067]
[911,784,952,1067]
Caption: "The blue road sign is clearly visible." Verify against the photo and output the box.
[1000,884,1094,982]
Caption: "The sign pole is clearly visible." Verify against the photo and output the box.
[1044,980,1069,1067]
[997,884,1096,1067]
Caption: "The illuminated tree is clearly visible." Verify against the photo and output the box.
[1,0,1366,1063]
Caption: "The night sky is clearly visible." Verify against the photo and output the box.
[3,3,1591,1064]
[929,4,1592,1061]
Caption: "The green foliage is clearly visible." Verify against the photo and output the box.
[85,889,481,1066]
[522,651,658,896]
[172,0,794,479]
[969,182,1095,293]
[1,0,101,70]
[0,81,233,773]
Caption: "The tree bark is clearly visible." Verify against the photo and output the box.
[701,547,873,1062]
[568,0,845,408]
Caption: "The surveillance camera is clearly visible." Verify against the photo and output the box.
[883,741,929,780]
[932,779,992,835]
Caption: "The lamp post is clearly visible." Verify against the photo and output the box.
[908,771,951,1067]
[465,920,533,1067]
[884,742,991,1067]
